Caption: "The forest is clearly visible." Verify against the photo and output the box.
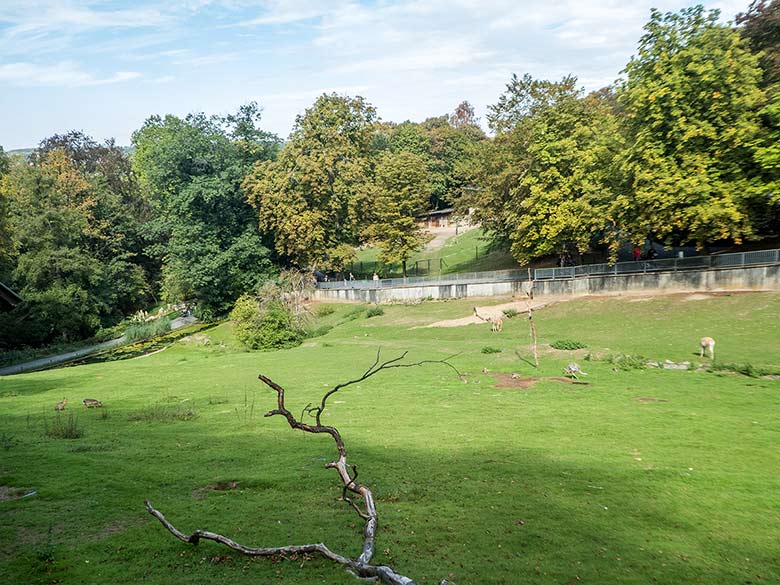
[1,4,779,350]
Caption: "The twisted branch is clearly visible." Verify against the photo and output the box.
[145,350,461,585]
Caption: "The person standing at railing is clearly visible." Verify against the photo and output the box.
[373,272,380,288]
[633,246,641,261]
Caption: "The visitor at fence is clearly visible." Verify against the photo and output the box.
[633,247,641,261]
[349,272,355,281]
[373,272,380,287]
[644,247,658,260]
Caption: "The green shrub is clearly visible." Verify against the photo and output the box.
[710,362,779,378]
[124,317,172,343]
[230,295,304,350]
[307,324,333,338]
[604,353,647,370]
[366,306,385,318]
[550,339,587,350]
[481,346,502,354]
[315,305,336,317]
[502,309,519,319]
[127,403,197,422]
[44,413,84,439]
[344,307,366,320]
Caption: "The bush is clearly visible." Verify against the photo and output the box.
[315,305,336,317]
[124,317,172,343]
[502,309,519,319]
[604,353,647,370]
[344,307,366,320]
[307,324,333,338]
[44,413,84,439]
[550,339,587,350]
[481,346,502,354]
[710,362,779,378]
[366,306,384,318]
[230,295,304,350]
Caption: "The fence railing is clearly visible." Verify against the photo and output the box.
[315,249,780,290]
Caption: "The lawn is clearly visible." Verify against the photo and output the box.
[1,292,779,584]
[353,228,519,277]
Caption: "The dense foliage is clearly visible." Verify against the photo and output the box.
[459,5,780,261]
[3,4,780,351]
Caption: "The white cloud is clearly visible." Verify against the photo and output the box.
[0,62,140,87]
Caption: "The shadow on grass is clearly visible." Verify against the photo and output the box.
[0,373,96,398]
[1,416,777,584]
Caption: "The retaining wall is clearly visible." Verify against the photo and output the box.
[312,265,780,303]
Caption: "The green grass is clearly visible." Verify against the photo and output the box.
[353,228,519,277]
[1,292,779,584]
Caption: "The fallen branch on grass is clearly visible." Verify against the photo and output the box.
[145,349,461,585]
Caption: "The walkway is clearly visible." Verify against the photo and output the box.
[0,315,197,376]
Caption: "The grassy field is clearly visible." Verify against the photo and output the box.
[354,228,519,277]
[1,292,779,584]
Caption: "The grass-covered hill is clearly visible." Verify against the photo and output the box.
[1,292,779,584]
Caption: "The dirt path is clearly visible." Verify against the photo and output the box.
[0,316,197,376]
[422,299,553,328]
[424,225,477,252]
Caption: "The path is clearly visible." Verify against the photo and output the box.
[424,224,477,252]
[0,315,197,376]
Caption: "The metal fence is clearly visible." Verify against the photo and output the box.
[316,249,780,290]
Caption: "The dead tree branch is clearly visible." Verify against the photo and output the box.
[145,351,461,585]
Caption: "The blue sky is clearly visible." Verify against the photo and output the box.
[0,0,750,150]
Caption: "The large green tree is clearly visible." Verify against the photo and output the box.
[362,151,431,276]
[462,76,622,263]
[132,105,279,318]
[616,6,767,249]
[0,134,151,347]
[243,94,378,269]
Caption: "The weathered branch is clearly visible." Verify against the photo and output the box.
[145,351,461,584]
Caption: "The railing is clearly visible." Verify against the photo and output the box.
[315,248,780,290]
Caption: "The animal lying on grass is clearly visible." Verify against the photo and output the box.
[82,398,103,408]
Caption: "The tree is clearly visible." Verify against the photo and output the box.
[737,0,780,87]
[616,6,768,249]
[0,147,12,279]
[461,75,621,263]
[132,108,279,317]
[0,135,151,347]
[243,94,378,268]
[363,151,431,276]
[389,111,485,210]
[450,100,478,128]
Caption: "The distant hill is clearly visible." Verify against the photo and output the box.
[5,146,134,159]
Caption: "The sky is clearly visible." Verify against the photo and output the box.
[0,0,752,150]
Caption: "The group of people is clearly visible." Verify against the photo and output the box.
[632,246,658,262]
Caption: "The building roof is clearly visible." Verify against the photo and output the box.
[417,207,454,218]
[0,281,23,311]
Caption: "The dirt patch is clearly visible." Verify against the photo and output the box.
[193,480,240,500]
[491,374,574,389]
[685,293,714,301]
[180,333,210,346]
[635,397,669,403]
[0,486,31,501]
[424,300,552,328]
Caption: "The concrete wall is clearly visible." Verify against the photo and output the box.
[312,265,780,303]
